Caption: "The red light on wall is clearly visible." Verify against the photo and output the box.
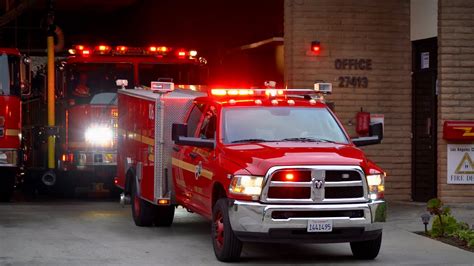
[311,41,321,54]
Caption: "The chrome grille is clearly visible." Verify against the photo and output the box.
[260,166,368,204]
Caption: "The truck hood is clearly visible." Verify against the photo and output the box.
[220,142,367,176]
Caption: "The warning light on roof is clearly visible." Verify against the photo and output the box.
[311,41,321,54]
[95,45,111,54]
[116,46,128,53]
[189,50,198,57]
[177,50,186,58]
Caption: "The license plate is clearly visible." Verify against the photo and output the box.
[307,220,333,232]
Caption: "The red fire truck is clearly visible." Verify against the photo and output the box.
[0,48,30,201]
[22,45,207,195]
[116,82,386,261]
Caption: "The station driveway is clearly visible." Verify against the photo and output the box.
[0,200,473,265]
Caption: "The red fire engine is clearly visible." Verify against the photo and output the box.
[22,45,207,195]
[116,82,386,261]
[0,48,30,201]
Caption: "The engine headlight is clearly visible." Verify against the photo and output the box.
[229,175,264,200]
[367,173,385,200]
[85,126,113,146]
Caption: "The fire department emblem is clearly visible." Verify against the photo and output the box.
[195,161,202,180]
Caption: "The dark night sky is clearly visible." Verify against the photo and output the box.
[1,0,283,85]
[2,0,283,54]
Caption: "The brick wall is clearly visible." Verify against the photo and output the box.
[438,0,474,203]
[284,0,412,200]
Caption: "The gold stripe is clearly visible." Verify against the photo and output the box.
[171,157,213,180]
[5,129,20,136]
[118,128,155,146]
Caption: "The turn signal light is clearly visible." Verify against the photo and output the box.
[158,199,170,205]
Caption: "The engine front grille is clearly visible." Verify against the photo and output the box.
[261,166,367,203]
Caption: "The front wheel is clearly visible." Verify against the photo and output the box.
[350,232,382,259]
[211,198,243,262]
[131,181,155,227]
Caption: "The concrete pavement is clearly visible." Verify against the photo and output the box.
[0,200,473,265]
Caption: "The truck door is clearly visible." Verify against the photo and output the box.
[192,104,217,216]
[174,103,205,211]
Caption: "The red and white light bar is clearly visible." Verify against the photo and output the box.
[210,83,332,97]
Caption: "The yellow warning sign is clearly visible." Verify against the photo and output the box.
[448,144,474,184]
[454,153,474,174]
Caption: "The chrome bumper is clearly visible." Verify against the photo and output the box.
[228,200,385,243]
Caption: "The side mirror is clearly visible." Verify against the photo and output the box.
[172,123,187,142]
[352,123,383,147]
[172,123,215,149]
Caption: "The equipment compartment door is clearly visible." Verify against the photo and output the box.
[412,37,437,202]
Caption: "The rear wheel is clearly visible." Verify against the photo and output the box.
[131,181,154,226]
[154,205,175,227]
[211,198,242,262]
[350,232,382,259]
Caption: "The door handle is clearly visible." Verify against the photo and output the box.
[189,152,198,159]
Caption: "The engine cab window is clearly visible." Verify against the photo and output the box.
[0,54,20,96]
[199,105,217,140]
[186,103,206,137]
[66,63,133,102]
[138,63,206,86]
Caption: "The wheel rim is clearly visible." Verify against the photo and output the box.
[133,194,140,218]
[214,210,224,250]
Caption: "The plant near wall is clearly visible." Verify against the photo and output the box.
[426,198,474,248]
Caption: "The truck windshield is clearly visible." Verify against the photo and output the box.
[0,54,20,97]
[222,107,348,144]
[138,63,206,86]
[66,63,133,100]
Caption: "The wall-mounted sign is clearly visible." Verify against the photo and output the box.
[335,58,371,88]
[421,52,429,69]
[443,121,474,141]
[447,144,474,184]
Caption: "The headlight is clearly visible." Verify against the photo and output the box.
[85,126,113,146]
[366,173,385,200]
[229,175,264,200]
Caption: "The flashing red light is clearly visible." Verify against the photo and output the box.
[114,178,118,185]
[62,154,67,162]
[149,46,158,52]
[95,45,111,53]
[76,45,85,51]
[177,50,186,58]
[159,46,168,52]
[82,49,91,55]
[210,89,254,96]
[285,173,295,181]
[311,41,321,54]
[116,46,128,52]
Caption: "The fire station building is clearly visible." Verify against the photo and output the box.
[284,0,474,203]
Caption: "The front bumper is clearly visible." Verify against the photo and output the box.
[228,200,385,243]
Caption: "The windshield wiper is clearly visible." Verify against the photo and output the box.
[278,137,335,143]
[231,138,274,144]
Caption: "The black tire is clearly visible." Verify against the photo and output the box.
[131,180,155,227]
[211,198,243,262]
[350,232,382,259]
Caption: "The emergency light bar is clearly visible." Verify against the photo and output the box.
[151,81,174,93]
[210,83,332,98]
[68,44,198,59]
